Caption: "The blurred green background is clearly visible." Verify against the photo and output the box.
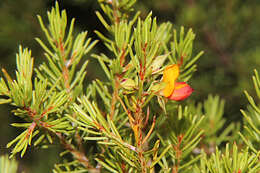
[0,0,259,172]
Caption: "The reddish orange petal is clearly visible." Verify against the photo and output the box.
[168,82,193,101]
[163,65,179,97]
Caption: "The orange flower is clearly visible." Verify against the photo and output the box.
[162,65,193,101]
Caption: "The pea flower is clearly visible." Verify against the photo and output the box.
[162,64,193,101]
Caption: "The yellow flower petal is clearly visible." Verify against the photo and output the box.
[162,65,180,97]
[163,65,180,83]
[163,82,175,97]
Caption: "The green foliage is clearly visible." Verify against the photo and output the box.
[190,95,240,147]
[239,69,260,153]
[193,144,260,173]
[0,2,97,158]
[0,155,19,173]
[0,0,259,172]
[155,105,204,172]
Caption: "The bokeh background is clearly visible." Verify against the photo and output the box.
[0,0,259,172]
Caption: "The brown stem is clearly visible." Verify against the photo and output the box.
[25,122,37,139]
[55,37,72,94]
[134,99,148,173]
[61,54,71,93]
[172,134,183,173]
[73,113,84,153]
[142,116,156,145]
[133,42,149,172]
[136,123,146,173]
[117,94,135,124]
[119,47,126,66]
[110,90,117,119]
[109,0,120,24]
[114,42,150,172]
[24,106,93,170]
[139,43,148,81]
[56,133,95,170]
[110,76,120,119]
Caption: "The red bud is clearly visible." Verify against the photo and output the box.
[168,82,193,101]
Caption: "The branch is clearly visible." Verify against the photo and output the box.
[56,133,97,170]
